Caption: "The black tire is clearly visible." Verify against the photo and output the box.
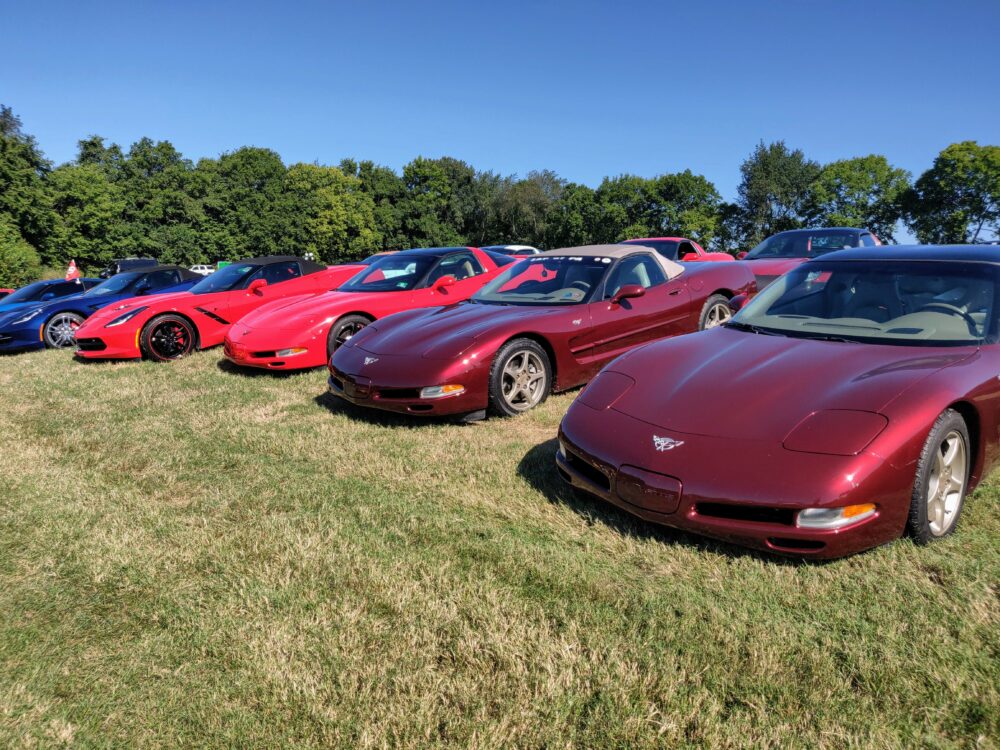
[140,314,197,361]
[43,311,86,349]
[906,409,970,544]
[488,338,552,417]
[698,293,732,331]
[326,314,371,359]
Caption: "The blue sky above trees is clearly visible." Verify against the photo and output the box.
[4,0,998,203]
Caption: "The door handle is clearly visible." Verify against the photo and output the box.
[669,289,681,296]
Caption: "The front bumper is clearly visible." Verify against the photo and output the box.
[223,327,327,370]
[326,345,489,418]
[0,325,45,352]
[556,403,910,559]
[72,326,142,359]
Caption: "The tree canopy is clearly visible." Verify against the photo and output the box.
[0,104,996,280]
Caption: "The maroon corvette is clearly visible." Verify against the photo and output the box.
[557,245,999,559]
[328,244,756,419]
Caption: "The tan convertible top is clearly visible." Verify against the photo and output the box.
[542,243,684,279]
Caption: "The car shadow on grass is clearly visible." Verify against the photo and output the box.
[518,437,813,565]
[216,357,310,379]
[312,391,468,430]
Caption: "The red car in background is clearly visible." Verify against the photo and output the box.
[224,247,513,371]
[622,237,733,262]
[0,289,12,300]
[74,256,365,361]
[327,245,756,420]
[557,245,998,559]
[738,227,882,289]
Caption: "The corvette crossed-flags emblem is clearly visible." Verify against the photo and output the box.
[653,435,684,452]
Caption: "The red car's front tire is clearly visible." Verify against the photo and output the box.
[140,314,197,361]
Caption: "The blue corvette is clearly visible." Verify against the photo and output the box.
[0,265,199,352]
[0,277,102,316]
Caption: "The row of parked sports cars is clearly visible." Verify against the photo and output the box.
[1,228,996,559]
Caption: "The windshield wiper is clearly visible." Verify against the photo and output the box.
[797,333,855,343]
[724,321,787,336]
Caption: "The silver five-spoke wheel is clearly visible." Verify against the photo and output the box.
[501,350,547,411]
[926,429,966,537]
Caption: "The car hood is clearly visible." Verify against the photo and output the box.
[237,292,341,329]
[0,293,86,327]
[602,326,975,441]
[357,302,566,358]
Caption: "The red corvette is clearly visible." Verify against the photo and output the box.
[327,244,756,419]
[622,237,733,262]
[223,247,512,371]
[0,289,12,300]
[557,245,999,559]
[738,227,882,289]
[74,256,364,360]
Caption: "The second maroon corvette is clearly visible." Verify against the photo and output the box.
[328,244,756,419]
[557,244,1000,558]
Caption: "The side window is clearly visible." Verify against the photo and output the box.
[248,262,301,286]
[428,251,483,283]
[860,233,877,247]
[51,282,82,297]
[604,255,667,298]
[144,269,180,289]
[676,241,698,260]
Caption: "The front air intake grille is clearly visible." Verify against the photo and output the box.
[696,503,795,526]
[564,449,611,492]
[75,338,107,351]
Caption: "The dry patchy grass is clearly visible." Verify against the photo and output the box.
[0,348,997,748]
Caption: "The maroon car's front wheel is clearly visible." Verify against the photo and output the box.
[699,294,732,330]
[488,338,552,417]
[140,314,197,361]
[907,409,970,544]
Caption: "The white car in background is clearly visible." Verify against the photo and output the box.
[481,244,541,256]
[189,264,215,276]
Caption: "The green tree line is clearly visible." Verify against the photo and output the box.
[1,104,998,287]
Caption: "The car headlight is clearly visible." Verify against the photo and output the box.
[419,384,465,399]
[783,410,888,456]
[796,503,877,530]
[105,306,148,328]
[11,308,45,325]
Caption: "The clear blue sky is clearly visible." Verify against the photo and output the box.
[3,0,999,204]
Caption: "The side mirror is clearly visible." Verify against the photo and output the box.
[248,278,268,295]
[135,281,152,295]
[433,275,457,291]
[728,294,749,314]
[611,284,646,305]
[40,292,56,301]
[679,250,697,261]
[736,251,748,260]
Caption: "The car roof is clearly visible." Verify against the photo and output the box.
[817,244,1000,264]
[392,247,475,258]
[230,255,327,273]
[622,237,691,243]
[773,227,866,236]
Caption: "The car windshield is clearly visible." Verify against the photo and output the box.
[338,254,438,292]
[2,281,52,304]
[83,272,142,297]
[190,263,259,294]
[730,260,998,346]
[624,239,680,259]
[473,255,610,306]
[745,231,859,260]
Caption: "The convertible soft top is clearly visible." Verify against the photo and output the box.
[541,244,684,279]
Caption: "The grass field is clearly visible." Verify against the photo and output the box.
[0,348,997,748]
